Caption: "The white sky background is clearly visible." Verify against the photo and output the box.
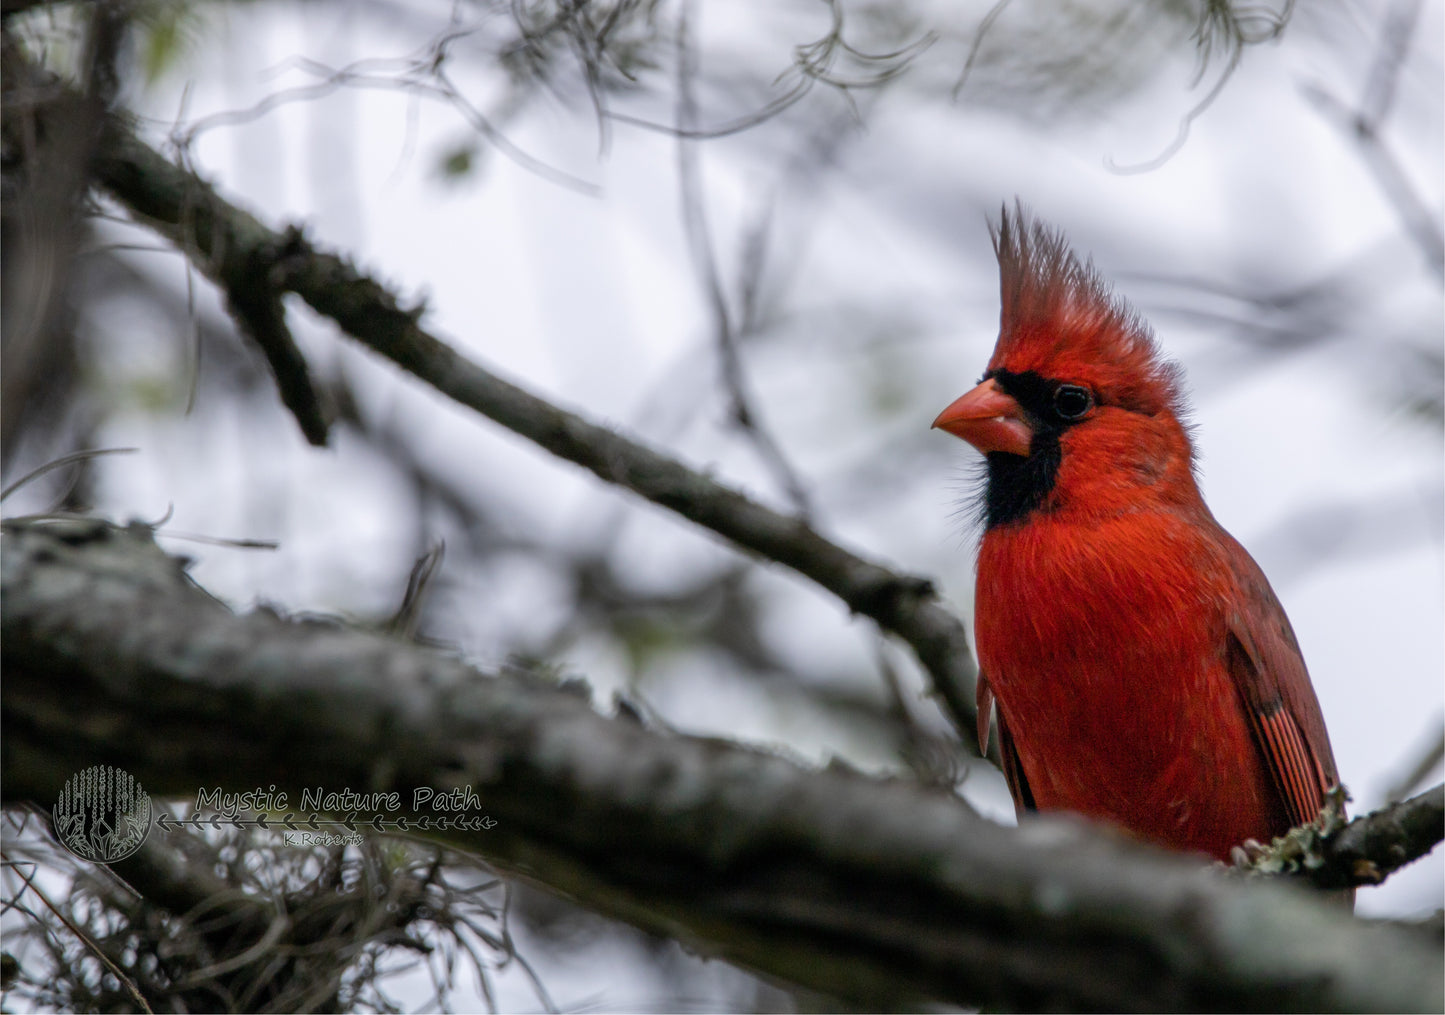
[16,0,1442,1008]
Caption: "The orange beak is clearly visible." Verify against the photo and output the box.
[931,378,1033,456]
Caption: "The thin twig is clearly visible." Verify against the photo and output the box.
[608,0,930,141]
[1,853,155,1014]
[170,21,600,197]
[0,447,137,502]
[674,0,813,519]
[952,0,1010,101]
[1298,0,1444,277]
[1107,0,1295,174]
[1384,727,1445,804]
[1360,0,1421,127]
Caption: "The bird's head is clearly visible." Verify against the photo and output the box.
[934,206,1198,528]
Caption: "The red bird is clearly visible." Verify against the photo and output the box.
[933,208,1341,861]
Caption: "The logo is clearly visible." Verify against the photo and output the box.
[53,765,151,863]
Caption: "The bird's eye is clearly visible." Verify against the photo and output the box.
[1053,384,1093,421]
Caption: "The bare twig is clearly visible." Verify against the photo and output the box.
[80,0,129,109]
[1359,0,1421,129]
[0,853,155,1013]
[209,225,331,446]
[1108,0,1295,174]
[952,0,1011,101]
[608,0,930,140]
[1312,784,1444,890]
[170,20,600,196]
[1233,784,1445,891]
[674,0,813,519]
[874,636,964,789]
[1384,728,1445,804]
[0,446,136,502]
[386,542,446,639]
[1299,0,1443,276]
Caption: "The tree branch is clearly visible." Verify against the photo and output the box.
[2,518,1442,1013]
[1311,784,1444,890]
[0,41,981,752]
[210,226,331,446]
[1233,783,1445,893]
[1299,0,1444,278]
[2,29,329,447]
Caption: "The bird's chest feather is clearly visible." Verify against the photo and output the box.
[974,509,1270,845]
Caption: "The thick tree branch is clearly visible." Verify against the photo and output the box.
[1,41,981,752]
[2,519,1443,1013]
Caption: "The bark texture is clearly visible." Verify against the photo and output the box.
[4,519,1441,1013]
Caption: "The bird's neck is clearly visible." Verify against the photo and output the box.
[983,411,1203,530]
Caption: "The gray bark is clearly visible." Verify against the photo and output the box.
[4,519,1441,1013]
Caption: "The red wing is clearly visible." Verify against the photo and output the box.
[1220,534,1340,830]
[978,672,1036,813]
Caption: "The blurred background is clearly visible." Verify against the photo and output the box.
[3,0,1441,1010]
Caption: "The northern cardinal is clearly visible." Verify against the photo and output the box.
[933,207,1340,861]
